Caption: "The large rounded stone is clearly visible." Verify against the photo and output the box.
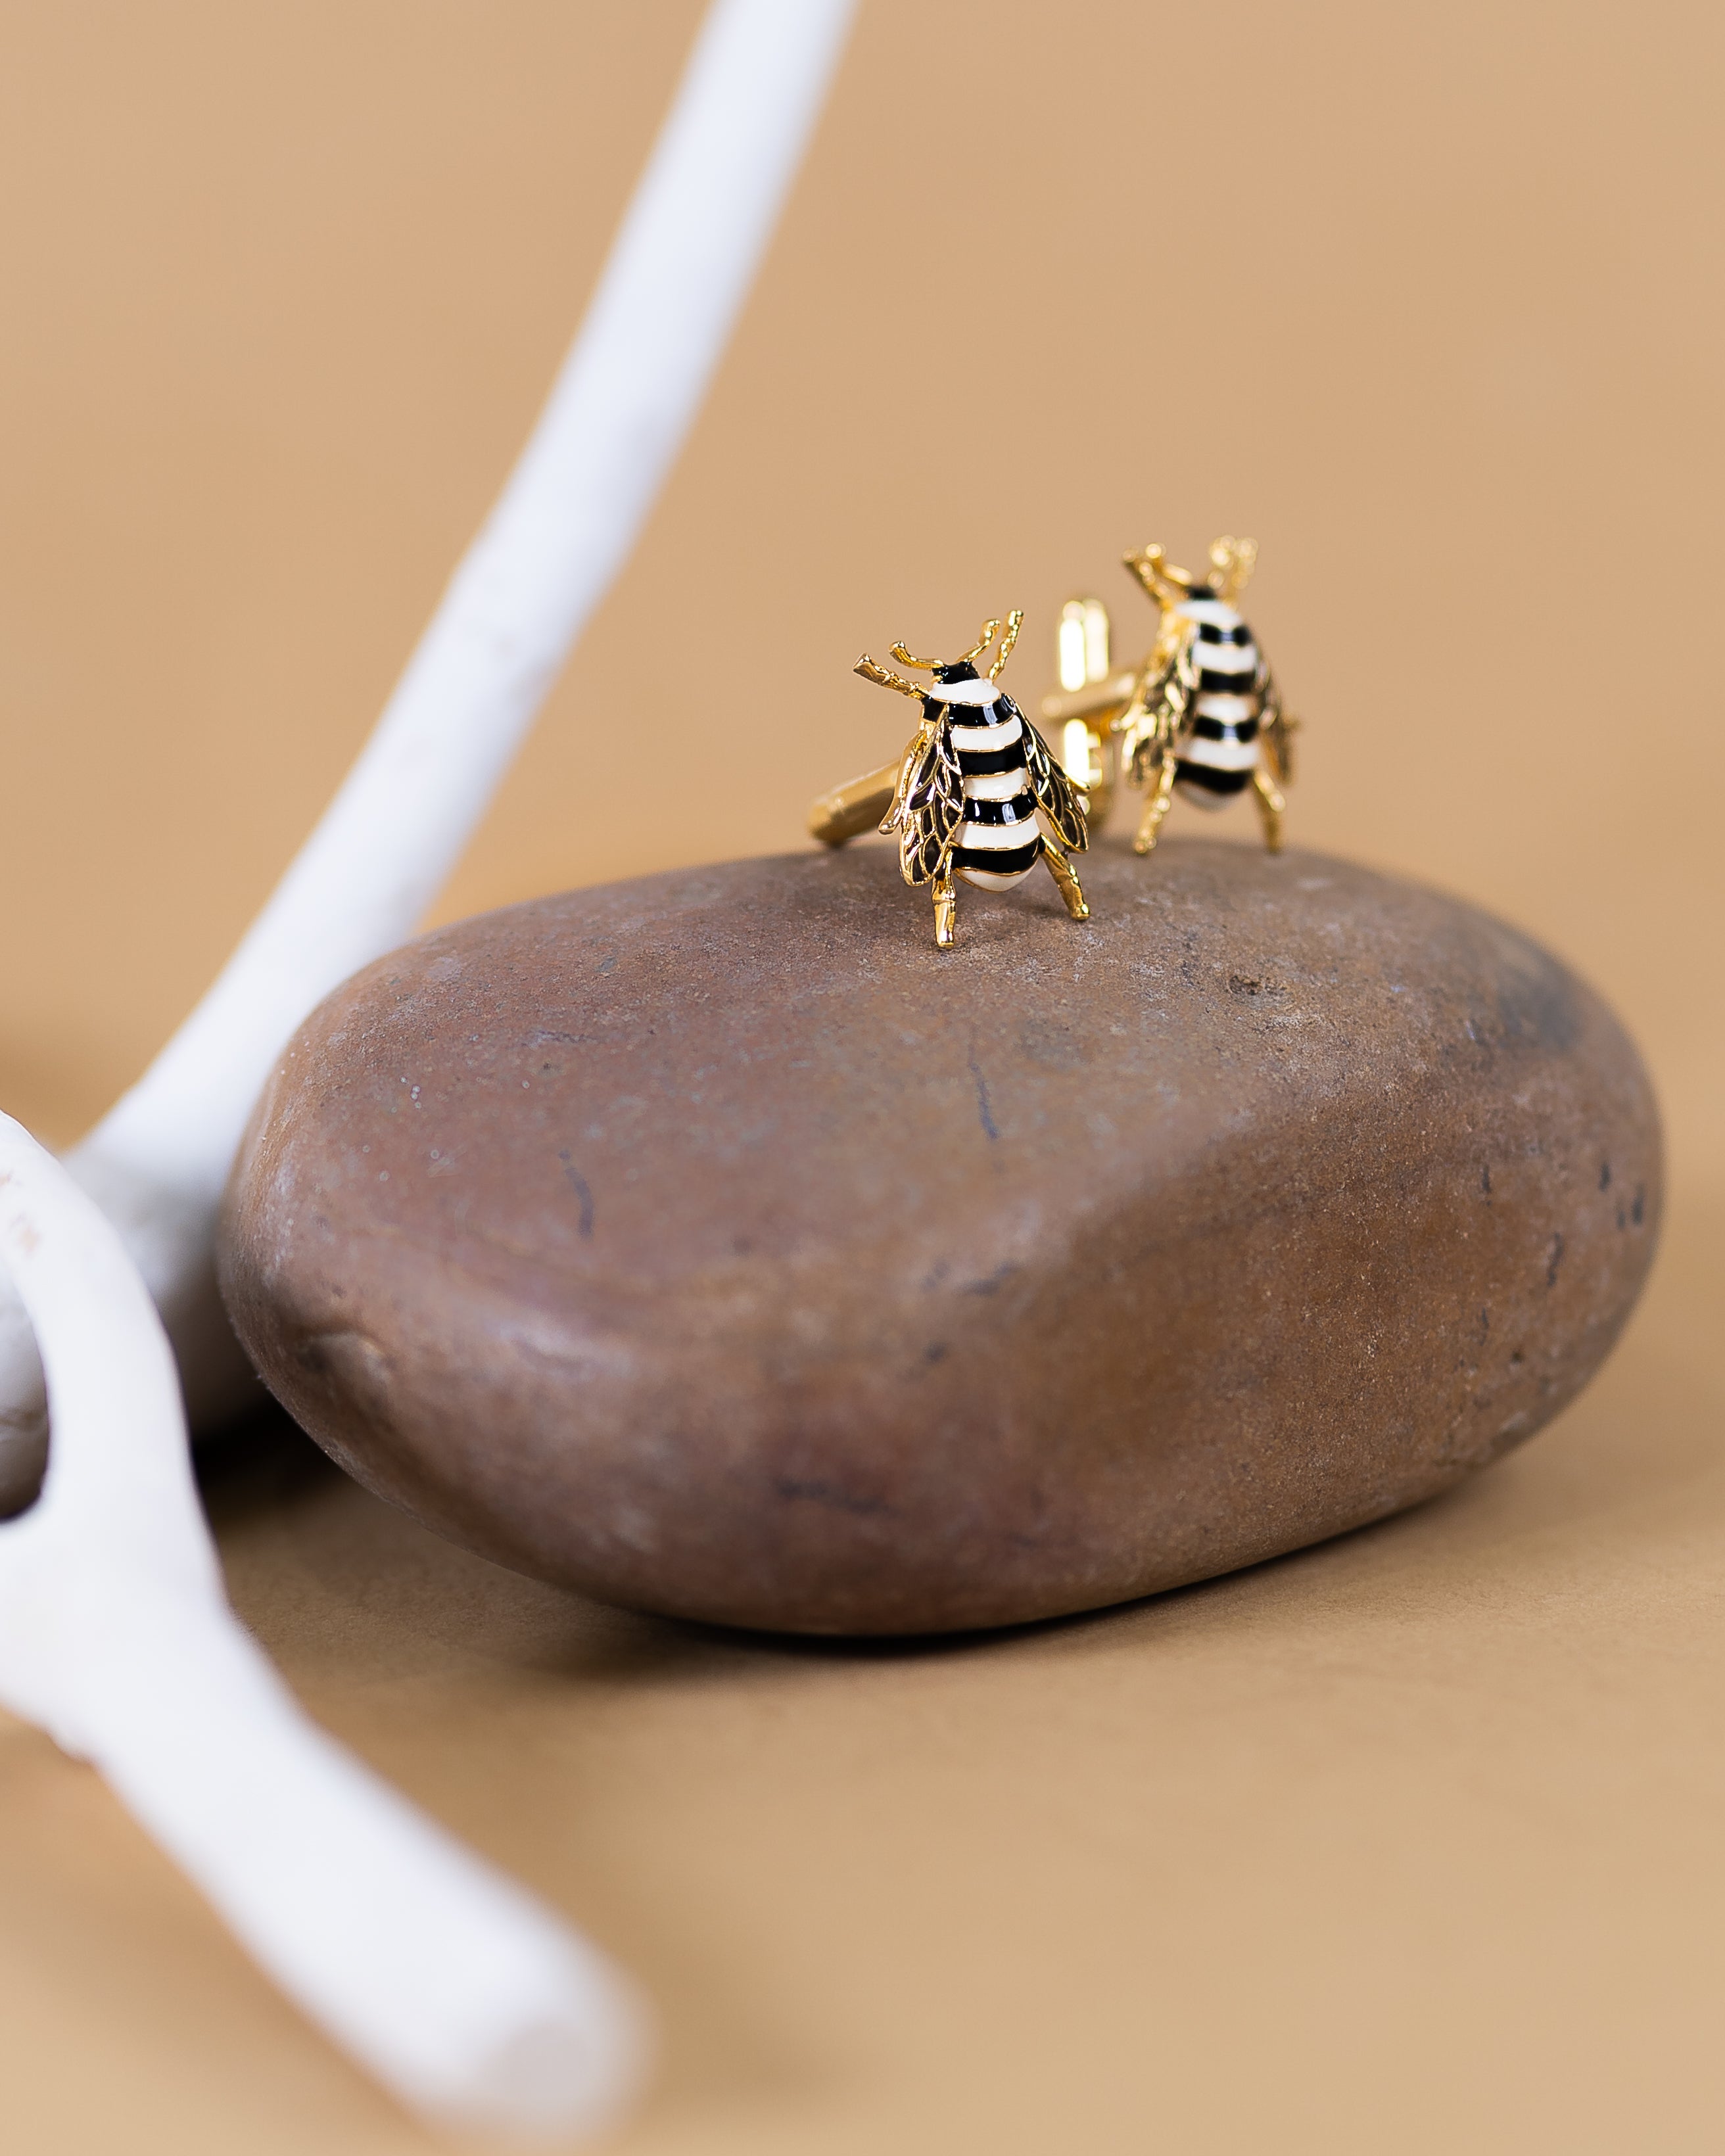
[218,841,1660,1634]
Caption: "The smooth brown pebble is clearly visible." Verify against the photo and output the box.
[218,839,1661,1634]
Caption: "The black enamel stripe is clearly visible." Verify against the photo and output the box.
[1175,760,1252,795]
[1195,621,1254,645]
[1189,714,1260,741]
[1197,663,1257,691]
[945,701,1004,728]
[957,743,1029,776]
[963,791,1037,826]
[953,837,1041,876]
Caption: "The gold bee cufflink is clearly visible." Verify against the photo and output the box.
[807,610,1091,949]
[1039,536,1299,857]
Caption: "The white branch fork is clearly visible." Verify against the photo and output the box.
[0,1111,651,2138]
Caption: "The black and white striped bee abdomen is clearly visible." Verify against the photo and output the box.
[1174,596,1265,807]
[941,678,1045,890]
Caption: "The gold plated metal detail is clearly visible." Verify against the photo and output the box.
[1041,834,1090,921]
[805,762,899,847]
[1049,598,1117,826]
[808,613,1092,948]
[986,611,1022,680]
[1040,536,1300,858]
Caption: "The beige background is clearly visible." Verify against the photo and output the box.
[1,2,1721,2149]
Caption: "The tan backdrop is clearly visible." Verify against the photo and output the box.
[1,3,1721,2150]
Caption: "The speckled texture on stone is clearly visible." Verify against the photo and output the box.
[218,839,1661,1634]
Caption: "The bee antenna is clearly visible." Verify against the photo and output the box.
[1210,535,1258,600]
[855,653,928,699]
[1124,544,1191,611]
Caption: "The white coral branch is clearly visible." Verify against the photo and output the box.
[0,0,857,1506]
[0,1110,650,2138]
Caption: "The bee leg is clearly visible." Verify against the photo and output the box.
[1252,763,1286,854]
[932,874,958,949]
[1041,837,1089,922]
[1133,753,1177,856]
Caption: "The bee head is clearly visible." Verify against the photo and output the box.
[932,659,980,686]
[1126,536,1258,612]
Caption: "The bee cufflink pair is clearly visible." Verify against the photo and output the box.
[807,538,1301,948]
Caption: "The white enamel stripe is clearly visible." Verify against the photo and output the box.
[951,713,1022,751]
[1196,644,1258,677]
[1177,596,1244,630]
[962,769,1027,801]
[937,677,1004,707]
[957,860,1037,890]
[1179,732,1262,771]
[1192,691,1256,722]
[958,814,1041,850]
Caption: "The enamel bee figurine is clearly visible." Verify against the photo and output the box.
[1039,536,1300,857]
[807,611,1091,948]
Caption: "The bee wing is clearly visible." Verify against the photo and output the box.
[1124,619,1198,783]
[880,708,965,885]
[1006,695,1090,853]
[1258,665,1299,787]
